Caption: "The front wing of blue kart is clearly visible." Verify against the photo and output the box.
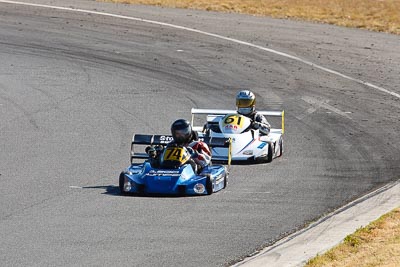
[119,163,227,196]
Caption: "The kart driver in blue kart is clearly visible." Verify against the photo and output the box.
[146,119,212,173]
[236,90,271,135]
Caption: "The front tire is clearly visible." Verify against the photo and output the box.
[278,137,283,157]
[223,172,228,189]
[265,143,273,163]
[119,172,127,195]
[206,175,213,195]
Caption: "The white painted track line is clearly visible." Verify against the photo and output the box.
[1,0,399,100]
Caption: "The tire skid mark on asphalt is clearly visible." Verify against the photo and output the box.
[1,0,399,100]
[301,95,353,120]
[0,82,40,129]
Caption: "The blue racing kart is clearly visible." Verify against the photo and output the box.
[119,134,231,196]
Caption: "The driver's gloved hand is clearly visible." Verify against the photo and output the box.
[145,146,156,158]
[196,164,203,175]
[186,147,198,158]
[155,145,164,152]
[252,121,261,129]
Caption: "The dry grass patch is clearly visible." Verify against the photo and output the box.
[102,0,400,34]
[305,207,400,267]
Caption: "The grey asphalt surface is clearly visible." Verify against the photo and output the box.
[1,1,399,266]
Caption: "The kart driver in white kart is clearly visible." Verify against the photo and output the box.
[146,119,212,174]
[236,90,271,135]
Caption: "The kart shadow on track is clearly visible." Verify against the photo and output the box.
[80,185,203,198]
[81,185,120,196]
[215,160,269,166]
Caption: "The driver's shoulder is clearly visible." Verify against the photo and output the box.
[188,140,209,149]
[253,112,266,121]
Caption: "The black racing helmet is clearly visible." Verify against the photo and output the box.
[171,119,192,145]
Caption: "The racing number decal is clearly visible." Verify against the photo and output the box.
[223,114,244,128]
[163,147,188,162]
[165,148,181,160]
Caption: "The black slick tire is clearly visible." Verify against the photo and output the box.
[119,172,127,196]
[278,138,283,157]
[223,173,228,189]
[206,175,213,195]
[265,143,273,163]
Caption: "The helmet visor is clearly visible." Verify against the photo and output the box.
[236,98,255,108]
[174,128,190,139]
[173,127,191,144]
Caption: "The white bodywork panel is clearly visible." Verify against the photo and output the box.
[192,108,284,162]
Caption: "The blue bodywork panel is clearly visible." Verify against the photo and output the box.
[120,162,227,196]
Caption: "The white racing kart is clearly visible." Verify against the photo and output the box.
[191,108,284,163]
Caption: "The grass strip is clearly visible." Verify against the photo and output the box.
[102,0,400,35]
[305,207,400,267]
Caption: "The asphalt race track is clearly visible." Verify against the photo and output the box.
[1,0,400,266]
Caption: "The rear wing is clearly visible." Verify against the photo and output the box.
[130,134,173,162]
[130,134,232,165]
[191,108,285,134]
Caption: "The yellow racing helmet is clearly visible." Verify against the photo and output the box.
[236,90,256,115]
